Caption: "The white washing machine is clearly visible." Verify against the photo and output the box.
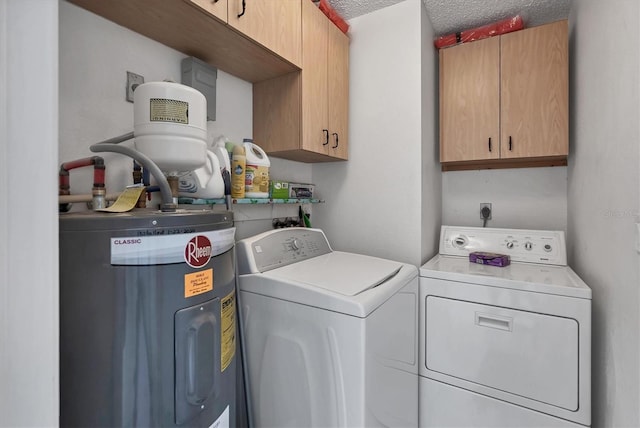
[419,226,591,428]
[236,228,419,427]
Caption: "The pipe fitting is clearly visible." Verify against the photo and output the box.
[91,188,107,210]
[59,156,106,212]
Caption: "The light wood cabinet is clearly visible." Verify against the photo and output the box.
[68,0,300,83]
[188,0,228,22]
[253,0,349,162]
[501,20,568,160]
[325,17,349,160]
[227,0,301,67]
[440,36,500,163]
[440,20,568,170]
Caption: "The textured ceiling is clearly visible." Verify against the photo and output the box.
[328,0,405,21]
[328,0,572,36]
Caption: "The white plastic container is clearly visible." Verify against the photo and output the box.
[133,81,207,175]
[243,141,270,198]
[178,150,224,199]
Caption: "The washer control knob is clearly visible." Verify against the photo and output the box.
[544,244,552,252]
[524,242,533,251]
[290,238,301,251]
[506,241,514,249]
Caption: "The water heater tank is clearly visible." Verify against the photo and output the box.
[59,209,238,427]
[134,81,207,175]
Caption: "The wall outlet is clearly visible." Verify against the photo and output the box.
[480,203,492,220]
[126,71,144,103]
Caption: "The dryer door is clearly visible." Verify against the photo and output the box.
[425,296,579,411]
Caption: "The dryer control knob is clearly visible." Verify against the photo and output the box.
[506,241,514,249]
[452,235,467,248]
[544,244,552,252]
[524,242,533,251]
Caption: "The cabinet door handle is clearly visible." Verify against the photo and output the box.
[237,0,246,18]
[509,136,513,151]
[323,129,329,146]
[488,137,492,152]
[332,133,339,149]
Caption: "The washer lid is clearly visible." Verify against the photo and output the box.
[421,255,591,299]
[269,251,403,296]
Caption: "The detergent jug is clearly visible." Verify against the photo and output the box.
[243,140,270,198]
[231,145,246,199]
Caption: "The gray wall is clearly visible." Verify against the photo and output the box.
[568,1,640,427]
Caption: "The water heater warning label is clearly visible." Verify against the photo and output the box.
[184,269,213,298]
[221,291,236,372]
[149,98,188,124]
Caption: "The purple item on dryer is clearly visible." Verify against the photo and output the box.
[469,252,511,267]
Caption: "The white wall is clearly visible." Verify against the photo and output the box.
[568,1,640,426]
[420,1,442,264]
[0,0,59,426]
[313,0,440,266]
[443,167,568,231]
[59,1,311,239]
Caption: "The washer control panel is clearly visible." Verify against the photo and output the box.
[440,226,567,266]
[239,228,332,273]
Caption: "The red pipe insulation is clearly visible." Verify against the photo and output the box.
[59,156,105,195]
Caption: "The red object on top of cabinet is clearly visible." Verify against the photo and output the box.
[318,0,349,34]
[434,15,524,49]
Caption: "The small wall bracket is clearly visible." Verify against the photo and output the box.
[126,71,144,103]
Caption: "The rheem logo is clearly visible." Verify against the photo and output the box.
[184,235,212,268]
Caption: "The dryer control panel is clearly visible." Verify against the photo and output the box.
[440,226,567,266]
[236,228,332,274]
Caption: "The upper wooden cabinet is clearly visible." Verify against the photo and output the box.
[501,20,568,160]
[227,0,301,67]
[189,0,228,22]
[253,1,349,162]
[439,20,568,170]
[67,0,300,83]
[440,36,500,163]
[325,15,349,160]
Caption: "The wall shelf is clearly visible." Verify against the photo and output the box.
[178,197,323,205]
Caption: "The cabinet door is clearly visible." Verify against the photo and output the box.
[187,0,227,22]
[327,22,349,160]
[501,20,568,159]
[301,0,329,156]
[440,37,500,162]
[228,0,301,66]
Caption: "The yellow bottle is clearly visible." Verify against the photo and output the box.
[231,145,246,198]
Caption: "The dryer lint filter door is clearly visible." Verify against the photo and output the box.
[271,251,402,296]
[425,296,579,411]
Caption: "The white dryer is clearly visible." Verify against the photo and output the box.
[419,226,591,428]
[236,228,419,428]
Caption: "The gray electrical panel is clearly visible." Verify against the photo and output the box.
[182,56,217,121]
